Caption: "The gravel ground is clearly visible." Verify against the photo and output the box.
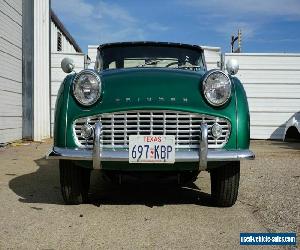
[239,141,300,235]
[0,140,299,249]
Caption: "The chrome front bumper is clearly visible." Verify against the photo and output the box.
[47,122,255,170]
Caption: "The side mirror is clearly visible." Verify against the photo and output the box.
[61,57,75,73]
[226,58,239,75]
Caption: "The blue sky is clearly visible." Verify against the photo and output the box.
[52,0,300,54]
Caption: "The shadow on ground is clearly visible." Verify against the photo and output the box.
[270,140,300,151]
[8,157,63,205]
[89,178,213,208]
[9,157,214,207]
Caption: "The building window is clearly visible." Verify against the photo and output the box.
[57,32,62,51]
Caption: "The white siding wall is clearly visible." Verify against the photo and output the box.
[50,16,84,137]
[51,21,77,53]
[50,52,85,136]
[0,0,22,143]
[225,53,300,139]
[88,45,98,69]
[202,46,221,70]
[33,0,50,141]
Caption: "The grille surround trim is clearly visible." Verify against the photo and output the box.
[73,110,231,149]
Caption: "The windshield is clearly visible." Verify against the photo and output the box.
[99,44,205,71]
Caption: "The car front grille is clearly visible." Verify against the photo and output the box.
[73,110,231,149]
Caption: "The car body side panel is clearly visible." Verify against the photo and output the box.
[53,74,75,147]
[232,77,250,149]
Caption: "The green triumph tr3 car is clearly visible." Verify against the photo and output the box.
[47,41,254,206]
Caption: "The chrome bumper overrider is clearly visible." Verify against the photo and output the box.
[47,122,255,170]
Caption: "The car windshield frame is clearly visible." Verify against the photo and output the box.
[96,42,206,71]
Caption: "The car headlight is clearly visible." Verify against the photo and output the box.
[73,70,101,106]
[202,70,231,106]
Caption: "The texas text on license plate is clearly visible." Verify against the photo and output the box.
[129,135,175,163]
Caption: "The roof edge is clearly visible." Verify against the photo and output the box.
[50,9,82,53]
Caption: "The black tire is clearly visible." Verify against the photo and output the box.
[59,160,91,205]
[210,162,240,207]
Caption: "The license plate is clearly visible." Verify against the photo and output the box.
[129,135,175,163]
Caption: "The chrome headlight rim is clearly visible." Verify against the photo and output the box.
[72,69,102,106]
[202,69,232,107]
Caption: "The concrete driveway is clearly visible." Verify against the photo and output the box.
[0,140,299,249]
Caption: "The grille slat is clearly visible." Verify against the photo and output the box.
[73,110,231,149]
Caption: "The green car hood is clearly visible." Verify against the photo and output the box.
[100,68,206,108]
[69,68,234,118]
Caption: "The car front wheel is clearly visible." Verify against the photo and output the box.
[59,160,91,205]
[210,162,240,207]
